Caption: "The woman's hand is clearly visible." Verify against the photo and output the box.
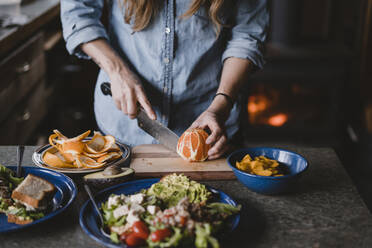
[190,95,232,160]
[80,39,156,120]
[109,69,156,120]
[193,57,253,159]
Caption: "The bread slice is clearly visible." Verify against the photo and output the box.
[7,214,33,225]
[11,174,56,210]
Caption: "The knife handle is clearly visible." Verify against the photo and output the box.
[101,82,145,113]
[101,82,112,96]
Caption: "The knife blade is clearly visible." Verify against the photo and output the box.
[100,82,179,151]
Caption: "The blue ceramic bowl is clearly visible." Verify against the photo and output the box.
[79,179,240,247]
[0,166,77,233]
[227,147,309,195]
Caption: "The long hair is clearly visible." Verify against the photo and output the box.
[120,0,224,34]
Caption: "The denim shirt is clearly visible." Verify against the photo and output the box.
[60,0,268,146]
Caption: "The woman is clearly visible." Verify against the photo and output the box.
[60,0,268,159]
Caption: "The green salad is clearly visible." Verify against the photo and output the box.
[0,164,23,213]
[101,174,240,248]
[0,164,45,222]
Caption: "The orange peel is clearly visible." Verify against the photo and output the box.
[53,129,68,140]
[86,131,106,153]
[49,134,61,149]
[60,151,75,163]
[85,134,117,154]
[61,141,85,155]
[76,155,106,169]
[83,151,108,158]
[108,143,121,152]
[96,152,122,163]
[44,130,122,169]
[43,152,76,168]
[68,130,91,142]
[101,135,116,152]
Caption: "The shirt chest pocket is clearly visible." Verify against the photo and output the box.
[193,6,228,27]
[176,7,221,41]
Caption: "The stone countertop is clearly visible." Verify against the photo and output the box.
[0,0,60,58]
[0,146,371,247]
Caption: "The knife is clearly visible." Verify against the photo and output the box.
[100,82,179,151]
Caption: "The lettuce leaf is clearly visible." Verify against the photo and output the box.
[195,223,219,248]
[0,164,23,187]
[101,202,117,226]
[110,232,119,244]
[207,202,241,216]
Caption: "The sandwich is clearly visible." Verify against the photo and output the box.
[7,174,56,224]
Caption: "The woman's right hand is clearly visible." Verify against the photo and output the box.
[109,68,156,120]
[80,39,156,120]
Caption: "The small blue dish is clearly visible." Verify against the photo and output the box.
[227,147,309,195]
[0,166,77,233]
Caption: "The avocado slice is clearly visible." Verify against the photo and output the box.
[84,167,134,189]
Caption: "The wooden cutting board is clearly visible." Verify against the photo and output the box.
[130,144,234,180]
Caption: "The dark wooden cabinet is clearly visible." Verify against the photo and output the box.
[0,80,48,144]
[0,32,48,145]
[0,0,61,145]
[0,32,45,123]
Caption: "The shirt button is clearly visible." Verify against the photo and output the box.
[165,27,171,34]
[164,57,170,64]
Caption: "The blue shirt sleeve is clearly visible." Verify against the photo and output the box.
[60,0,109,59]
[222,0,269,69]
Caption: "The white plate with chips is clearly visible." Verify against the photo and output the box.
[32,138,131,174]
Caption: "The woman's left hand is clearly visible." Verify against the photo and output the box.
[190,96,232,160]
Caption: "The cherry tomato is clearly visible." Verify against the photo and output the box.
[119,231,132,243]
[132,221,150,239]
[125,233,145,247]
[150,228,172,242]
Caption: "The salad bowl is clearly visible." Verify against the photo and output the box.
[79,178,240,247]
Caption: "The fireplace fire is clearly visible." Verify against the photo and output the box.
[246,82,330,129]
[247,84,289,127]
[268,113,288,127]
[234,0,357,145]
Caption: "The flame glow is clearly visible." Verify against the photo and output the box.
[268,113,288,127]
[247,95,268,113]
